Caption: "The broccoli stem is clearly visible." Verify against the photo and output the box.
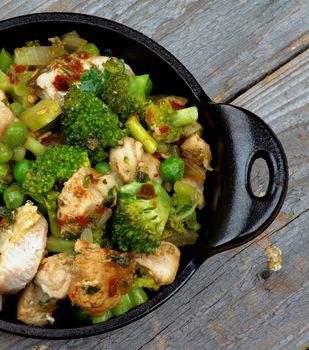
[45,191,61,237]
[46,236,75,255]
[24,136,47,156]
[20,99,62,132]
[170,106,198,127]
[125,115,157,154]
[91,287,148,324]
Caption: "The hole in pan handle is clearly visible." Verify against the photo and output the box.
[193,103,289,264]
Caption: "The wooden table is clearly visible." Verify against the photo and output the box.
[0,1,308,349]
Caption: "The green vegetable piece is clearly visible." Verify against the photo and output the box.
[12,146,26,161]
[0,163,9,180]
[13,159,33,183]
[20,99,61,132]
[46,236,75,255]
[113,293,133,316]
[128,75,152,101]
[0,48,13,73]
[174,180,201,206]
[62,86,127,162]
[128,287,149,307]
[10,102,26,116]
[133,276,159,291]
[22,145,90,194]
[14,46,66,66]
[160,156,184,182]
[170,106,198,127]
[24,136,47,156]
[77,43,100,55]
[95,161,111,175]
[91,310,113,324]
[3,121,27,148]
[3,183,25,209]
[79,67,107,96]
[0,144,13,163]
[111,181,172,253]
[125,115,158,154]
[73,308,90,321]
[61,31,87,53]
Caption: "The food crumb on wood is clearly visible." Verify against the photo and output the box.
[265,246,282,271]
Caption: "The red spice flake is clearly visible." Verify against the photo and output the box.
[138,183,157,200]
[108,278,119,297]
[0,218,9,228]
[69,60,84,81]
[57,218,67,227]
[53,74,71,91]
[14,64,26,73]
[74,186,87,198]
[76,51,90,59]
[153,173,159,178]
[170,101,184,110]
[159,126,170,134]
[95,204,106,214]
[74,215,91,227]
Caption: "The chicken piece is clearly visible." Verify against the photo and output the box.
[0,202,48,294]
[36,54,133,104]
[181,177,205,209]
[183,121,202,137]
[68,240,135,316]
[0,89,6,101]
[135,241,180,286]
[137,152,162,184]
[109,137,144,183]
[181,133,212,171]
[57,167,117,235]
[0,100,16,142]
[34,253,74,299]
[17,282,58,327]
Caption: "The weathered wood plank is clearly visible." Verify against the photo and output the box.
[0,47,307,350]
[0,0,308,102]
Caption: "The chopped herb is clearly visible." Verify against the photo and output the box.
[0,207,16,224]
[109,253,131,268]
[82,285,100,295]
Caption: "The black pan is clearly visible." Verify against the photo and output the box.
[0,13,288,339]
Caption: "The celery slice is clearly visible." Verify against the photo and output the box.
[14,46,66,65]
[20,99,61,131]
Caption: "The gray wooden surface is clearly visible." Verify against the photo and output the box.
[0,1,308,349]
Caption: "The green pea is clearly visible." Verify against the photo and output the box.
[160,156,185,181]
[12,146,26,161]
[0,163,9,180]
[3,183,25,209]
[3,121,27,148]
[13,159,32,183]
[95,161,111,175]
[0,143,13,163]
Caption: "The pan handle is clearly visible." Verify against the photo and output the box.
[193,103,288,264]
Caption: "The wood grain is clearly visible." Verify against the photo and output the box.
[0,38,307,350]
[0,0,308,102]
[0,2,308,349]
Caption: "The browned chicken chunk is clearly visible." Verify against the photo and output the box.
[68,240,135,316]
[57,167,117,236]
[17,282,58,327]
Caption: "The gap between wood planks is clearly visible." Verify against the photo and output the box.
[216,33,309,104]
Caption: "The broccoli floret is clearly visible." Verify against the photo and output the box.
[163,181,201,246]
[133,276,159,291]
[145,100,198,143]
[102,58,152,121]
[22,145,90,194]
[111,181,172,254]
[62,85,127,162]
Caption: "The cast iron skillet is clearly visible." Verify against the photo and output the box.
[0,13,288,338]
